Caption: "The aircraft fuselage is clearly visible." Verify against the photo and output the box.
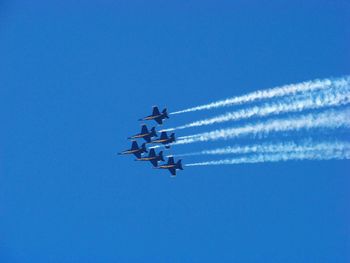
[137,156,157,161]
[130,133,149,139]
[157,164,175,169]
[120,149,140,155]
[151,138,168,144]
[144,114,163,121]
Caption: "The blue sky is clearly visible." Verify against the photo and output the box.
[1,1,349,262]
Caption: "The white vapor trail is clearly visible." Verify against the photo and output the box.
[165,83,350,132]
[174,108,350,145]
[172,140,350,157]
[185,148,350,167]
[170,76,349,115]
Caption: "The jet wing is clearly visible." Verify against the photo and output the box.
[131,141,138,150]
[149,159,158,167]
[168,167,176,176]
[154,117,163,125]
[148,149,156,157]
[141,124,149,134]
[133,152,142,158]
[152,106,160,116]
[143,135,151,143]
[162,139,171,145]
[167,157,174,165]
[159,132,168,140]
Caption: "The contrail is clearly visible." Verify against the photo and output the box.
[172,140,350,157]
[174,108,350,145]
[185,148,350,167]
[165,84,350,132]
[170,76,350,115]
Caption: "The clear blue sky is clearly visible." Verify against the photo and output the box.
[1,1,349,262]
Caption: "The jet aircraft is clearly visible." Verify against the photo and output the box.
[155,156,183,176]
[148,131,175,149]
[128,124,157,143]
[135,148,164,167]
[118,141,147,158]
[139,106,169,125]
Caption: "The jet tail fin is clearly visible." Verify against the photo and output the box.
[141,143,148,153]
[159,151,164,161]
[150,127,157,137]
[176,160,183,170]
[162,108,169,119]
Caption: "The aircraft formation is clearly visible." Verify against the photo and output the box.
[119,106,184,177]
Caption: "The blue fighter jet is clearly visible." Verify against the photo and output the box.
[139,106,169,125]
[148,131,175,149]
[155,157,183,176]
[135,148,164,167]
[128,124,157,143]
[118,141,147,158]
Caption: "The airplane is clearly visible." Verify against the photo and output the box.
[148,131,175,149]
[139,106,169,125]
[135,148,164,167]
[155,156,183,176]
[128,124,157,143]
[118,141,147,158]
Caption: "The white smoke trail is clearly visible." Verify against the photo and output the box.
[185,148,350,167]
[172,140,350,157]
[174,108,350,145]
[170,76,350,115]
[165,84,350,132]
